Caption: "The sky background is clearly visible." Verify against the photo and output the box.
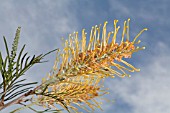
[0,0,170,113]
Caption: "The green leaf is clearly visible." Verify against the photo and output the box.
[16,45,26,76]
[5,82,37,98]
[3,36,10,63]
[20,52,28,70]
[25,56,30,67]
[0,83,3,89]
[1,27,58,112]
[29,55,35,64]
[5,87,33,101]
[0,52,5,84]
[2,57,8,77]
[10,102,38,113]
[38,108,63,113]
[42,48,59,58]
[0,52,2,71]
[12,79,26,85]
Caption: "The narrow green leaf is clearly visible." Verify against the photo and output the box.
[0,83,3,89]
[12,79,26,86]
[42,48,59,58]
[5,87,33,101]
[16,45,26,76]
[0,52,3,71]
[12,64,32,83]
[3,36,10,62]
[10,102,38,113]
[25,56,30,67]
[39,108,63,113]
[41,84,49,95]
[5,82,37,97]
[0,52,5,83]
[32,54,43,63]
[3,56,8,74]
[20,52,28,70]
[29,55,35,64]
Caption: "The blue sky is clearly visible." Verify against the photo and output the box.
[0,0,170,113]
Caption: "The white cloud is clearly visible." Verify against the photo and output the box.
[106,48,170,113]
[0,0,79,81]
[108,0,170,25]
[1,0,170,113]
[104,3,170,112]
[0,1,78,112]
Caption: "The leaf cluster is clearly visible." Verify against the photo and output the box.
[0,27,56,107]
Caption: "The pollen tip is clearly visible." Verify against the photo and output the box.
[144,28,148,31]
[100,102,103,104]
[138,40,141,43]
[111,76,115,78]
[142,47,146,49]
[128,18,130,21]
[114,20,118,23]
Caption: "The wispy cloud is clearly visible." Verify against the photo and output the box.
[105,45,170,113]
[0,0,170,113]
[108,0,170,24]
[104,1,170,113]
[0,0,79,80]
[0,0,79,112]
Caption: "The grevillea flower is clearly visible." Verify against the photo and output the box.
[35,19,147,112]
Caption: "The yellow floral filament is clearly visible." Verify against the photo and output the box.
[37,19,147,113]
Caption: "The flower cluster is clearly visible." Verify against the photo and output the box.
[37,76,105,112]
[35,19,147,112]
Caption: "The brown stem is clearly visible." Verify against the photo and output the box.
[0,81,46,111]
[0,89,35,111]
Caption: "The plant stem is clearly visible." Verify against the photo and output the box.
[0,88,35,111]
[0,83,44,111]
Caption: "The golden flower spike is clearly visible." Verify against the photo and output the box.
[36,19,147,113]
[57,18,147,79]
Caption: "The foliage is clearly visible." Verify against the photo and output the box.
[0,19,147,113]
[0,27,57,112]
